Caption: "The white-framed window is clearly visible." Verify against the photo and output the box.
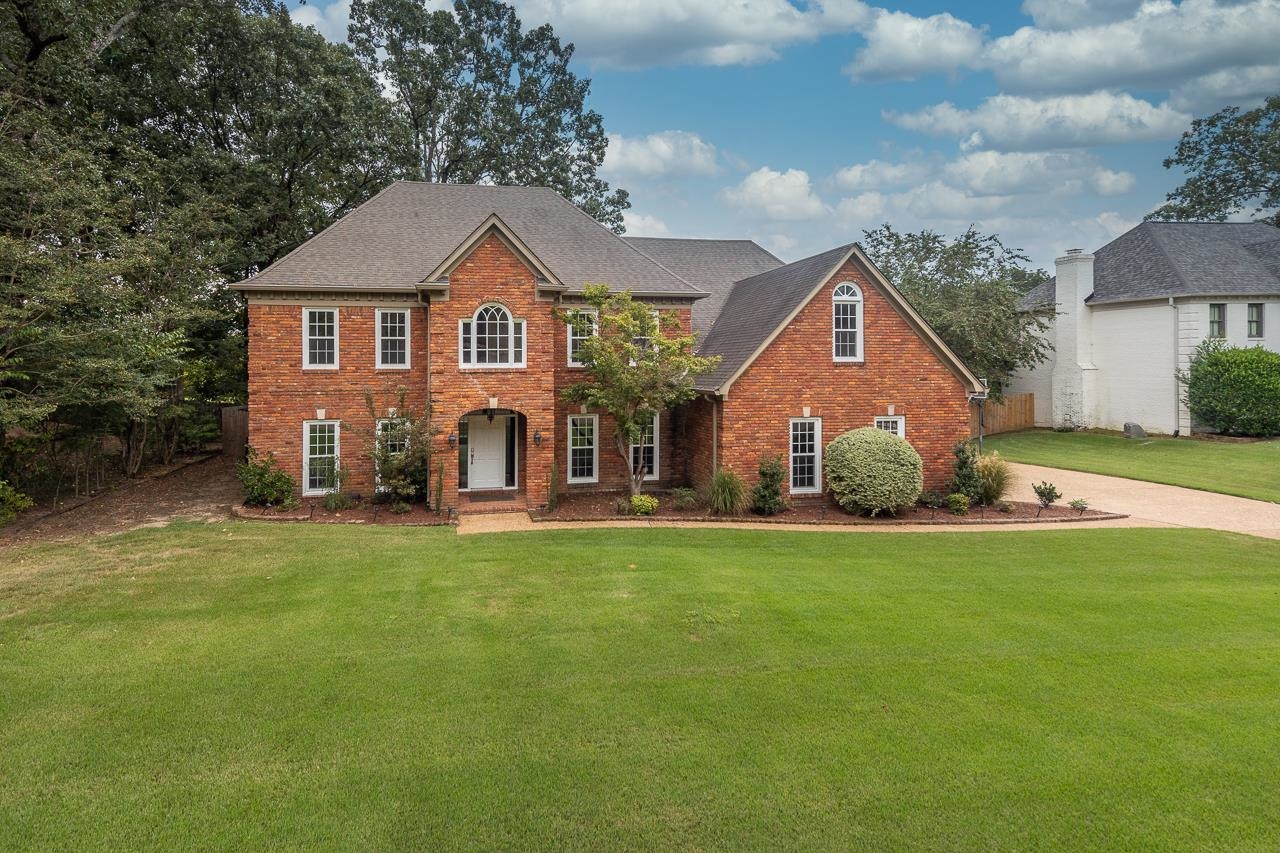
[374,418,408,489]
[630,412,659,481]
[303,308,338,369]
[632,308,661,354]
[567,414,599,484]
[1248,303,1264,339]
[1208,302,1226,339]
[833,282,863,362]
[376,309,410,369]
[302,420,340,496]
[789,417,822,494]
[567,309,597,367]
[874,416,905,439]
[459,303,525,368]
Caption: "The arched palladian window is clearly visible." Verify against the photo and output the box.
[832,282,863,362]
[460,303,525,367]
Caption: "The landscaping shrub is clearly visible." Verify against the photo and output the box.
[947,493,970,516]
[671,486,700,510]
[750,455,786,516]
[1032,481,1061,516]
[390,500,412,515]
[324,491,355,512]
[974,451,1012,505]
[1069,497,1089,515]
[631,494,658,516]
[949,440,982,502]
[708,469,747,516]
[919,490,947,514]
[825,427,923,516]
[0,479,34,525]
[1184,339,1280,436]
[236,447,296,506]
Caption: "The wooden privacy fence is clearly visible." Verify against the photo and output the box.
[970,393,1035,437]
[220,405,248,459]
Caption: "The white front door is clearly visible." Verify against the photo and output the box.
[468,416,506,489]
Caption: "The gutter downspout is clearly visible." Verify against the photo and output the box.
[1170,297,1180,437]
[712,395,719,474]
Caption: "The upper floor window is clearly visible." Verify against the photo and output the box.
[567,310,597,367]
[833,282,863,362]
[1208,303,1226,338]
[376,309,410,369]
[1248,303,1264,339]
[303,308,338,369]
[460,303,525,368]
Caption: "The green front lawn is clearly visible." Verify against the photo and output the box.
[987,429,1280,503]
[4,523,1279,849]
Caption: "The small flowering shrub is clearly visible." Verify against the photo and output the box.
[631,494,658,516]
[947,493,970,516]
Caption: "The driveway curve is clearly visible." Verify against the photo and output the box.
[1010,462,1280,540]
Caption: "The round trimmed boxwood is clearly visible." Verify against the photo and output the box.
[1185,340,1280,436]
[824,427,923,516]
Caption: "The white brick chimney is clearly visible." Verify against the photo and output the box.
[1051,248,1097,429]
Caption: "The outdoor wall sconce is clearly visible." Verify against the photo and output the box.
[447,432,457,449]
[533,429,542,447]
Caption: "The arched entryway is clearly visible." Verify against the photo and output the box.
[458,408,525,494]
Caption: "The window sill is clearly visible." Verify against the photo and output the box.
[459,364,528,371]
[302,365,339,371]
[375,365,412,371]
[789,488,822,495]
[567,478,598,485]
[832,357,864,364]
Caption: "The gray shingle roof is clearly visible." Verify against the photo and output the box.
[696,244,855,391]
[623,237,783,334]
[237,182,703,297]
[1019,221,1280,309]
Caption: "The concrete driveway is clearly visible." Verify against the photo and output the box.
[1010,463,1280,540]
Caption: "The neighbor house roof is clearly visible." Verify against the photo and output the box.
[697,244,984,396]
[1019,221,1280,310]
[623,237,783,333]
[233,182,705,298]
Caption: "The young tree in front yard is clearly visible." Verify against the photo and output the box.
[560,285,720,497]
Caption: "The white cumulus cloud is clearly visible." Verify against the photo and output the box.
[722,167,830,220]
[290,0,352,41]
[886,91,1191,150]
[986,0,1280,94]
[602,131,720,179]
[833,158,930,191]
[1018,0,1145,31]
[622,212,672,237]
[943,151,1135,197]
[845,10,985,81]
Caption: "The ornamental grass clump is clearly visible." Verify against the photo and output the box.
[974,451,1012,505]
[825,427,923,516]
[708,469,747,516]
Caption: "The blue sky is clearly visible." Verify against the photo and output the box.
[289,0,1280,268]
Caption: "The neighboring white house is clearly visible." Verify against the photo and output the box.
[1009,221,1280,435]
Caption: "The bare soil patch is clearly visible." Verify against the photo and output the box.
[1,454,241,546]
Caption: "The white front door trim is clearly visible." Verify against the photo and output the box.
[463,415,516,491]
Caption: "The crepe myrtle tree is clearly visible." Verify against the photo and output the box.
[559,284,720,497]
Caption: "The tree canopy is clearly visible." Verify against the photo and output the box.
[1149,95,1280,227]
[0,0,629,501]
[859,225,1052,399]
[349,0,629,231]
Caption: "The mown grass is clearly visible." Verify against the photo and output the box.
[987,429,1280,503]
[2,522,1279,850]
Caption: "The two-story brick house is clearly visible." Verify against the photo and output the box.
[233,181,983,511]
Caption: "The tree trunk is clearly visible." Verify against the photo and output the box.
[615,433,642,497]
[122,419,148,477]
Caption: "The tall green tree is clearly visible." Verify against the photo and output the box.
[561,285,719,496]
[860,225,1052,399]
[348,0,629,230]
[1149,95,1280,227]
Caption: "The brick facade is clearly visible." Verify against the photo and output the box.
[245,237,970,510]
[247,234,691,509]
[715,258,971,494]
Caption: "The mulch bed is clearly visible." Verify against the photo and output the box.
[231,501,455,526]
[534,491,1124,526]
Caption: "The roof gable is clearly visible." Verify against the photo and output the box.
[697,244,982,395]
[423,213,562,290]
